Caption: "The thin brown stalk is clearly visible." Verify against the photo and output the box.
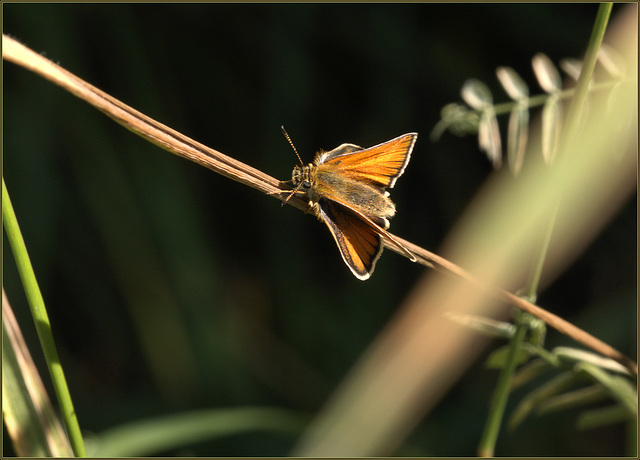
[3,34,635,375]
[385,237,637,375]
[2,34,302,210]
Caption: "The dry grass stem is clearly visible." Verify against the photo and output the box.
[385,237,637,375]
[3,33,635,375]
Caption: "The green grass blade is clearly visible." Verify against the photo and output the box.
[3,291,75,457]
[89,407,308,457]
[477,314,528,457]
[2,178,87,457]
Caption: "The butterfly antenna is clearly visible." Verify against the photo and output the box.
[280,126,305,207]
[281,125,303,166]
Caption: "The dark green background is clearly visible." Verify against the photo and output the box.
[3,4,635,456]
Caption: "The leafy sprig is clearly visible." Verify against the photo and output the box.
[431,45,630,174]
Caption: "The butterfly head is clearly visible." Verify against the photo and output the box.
[291,164,313,187]
[292,163,321,204]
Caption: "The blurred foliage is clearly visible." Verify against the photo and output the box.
[3,4,635,456]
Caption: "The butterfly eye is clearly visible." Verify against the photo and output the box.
[302,180,312,189]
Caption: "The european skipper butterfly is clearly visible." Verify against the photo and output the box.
[282,127,417,280]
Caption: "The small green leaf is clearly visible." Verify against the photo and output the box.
[541,93,562,164]
[445,312,515,339]
[525,316,546,347]
[507,103,529,175]
[559,58,583,81]
[554,347,632,375]
[537,385,609,415]
[576,405,634,430]
[597,44,626,79]
[574,362,637,415]
[430,103,480,141]
[478,109,502,168]
[508,371,581,431]
[486,344,531,369]
[461,79,493,110]
[532,53,562,93]
[524,343,562,367]
[511,358,552,390]
[496,66,529,100]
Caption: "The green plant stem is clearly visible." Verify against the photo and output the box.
[626,414,638,457]
[564,3,613,142]
[477,7,616,456]
[523,204,558,300]
[477,314,528,457]
[523,3,612,313]
[2,178,87,457]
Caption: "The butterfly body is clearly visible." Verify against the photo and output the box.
[287,131,418,280]
[293,149,396,227]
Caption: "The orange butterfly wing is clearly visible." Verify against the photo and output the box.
[318,199,417,279]
[318,200,384,280]
[317,133,417,189]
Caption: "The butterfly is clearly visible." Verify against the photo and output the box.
[281,127,417,280]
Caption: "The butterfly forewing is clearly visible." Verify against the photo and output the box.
[318,133,417,189]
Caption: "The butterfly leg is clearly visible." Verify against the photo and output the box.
[308,201,323,218]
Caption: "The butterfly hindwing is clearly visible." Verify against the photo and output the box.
[317,199,384,280]
[317,198,417,279]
